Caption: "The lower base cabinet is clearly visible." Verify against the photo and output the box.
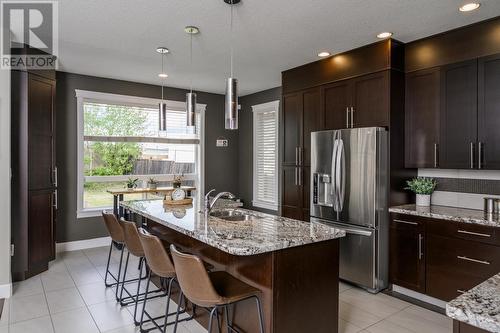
[453,321,489,333]
[390,213,500,302]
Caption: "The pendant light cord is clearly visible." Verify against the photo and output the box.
[230,0,234,78]
[190,31,193,93]
[161,52,165,101]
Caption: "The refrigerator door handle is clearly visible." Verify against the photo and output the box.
[337,138,346,211]
[331,133,339,211]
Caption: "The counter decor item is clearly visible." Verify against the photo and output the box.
[405,177,437,207]
[126,178,139,190]
[164,188,192,206]
[147,177,158,190]
[173,174,184,188]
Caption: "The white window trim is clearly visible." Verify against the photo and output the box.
[76,89,206,218]
[252,100,279,211]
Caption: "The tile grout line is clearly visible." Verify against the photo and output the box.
[39,267,58,333]
[61,250,103,333]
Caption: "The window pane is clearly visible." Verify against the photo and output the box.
[83,102,200,139]
[84,141,196,176]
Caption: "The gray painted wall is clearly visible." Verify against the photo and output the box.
[238,87,282,214]
[56,72,239,242]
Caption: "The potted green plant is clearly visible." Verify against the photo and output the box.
[147,177,158,190]
[405,177,437,207]
[126,178,139,190]
[173,174,184,189]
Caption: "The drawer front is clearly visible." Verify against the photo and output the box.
[427,218,500,246]
[427,234,500,301]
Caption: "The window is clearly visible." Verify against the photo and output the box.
[252,100,279,211]
[76,90,205,217]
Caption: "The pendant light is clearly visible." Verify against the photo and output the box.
[157,46,169,131]
[185,26,199,132]
[224,0,240,130]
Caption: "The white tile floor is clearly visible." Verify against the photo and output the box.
[0,246,453,333]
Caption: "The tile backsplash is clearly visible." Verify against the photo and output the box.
[418,169,500,210]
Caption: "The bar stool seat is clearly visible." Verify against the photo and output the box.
[209,271,260,306]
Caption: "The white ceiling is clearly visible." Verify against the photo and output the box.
[57,0,500,95]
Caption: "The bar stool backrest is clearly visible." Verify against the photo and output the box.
[120,219,144,257]
[170,245,223,307]
[137,228,176,278]
[102,211,124,243]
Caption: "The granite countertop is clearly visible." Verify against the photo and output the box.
[389,204,500,228]
[446,273,500,332]
[120,199,345,256]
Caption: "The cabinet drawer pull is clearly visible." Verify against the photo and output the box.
[470,142,475,169]
[418,234,423,260]
[346,107,350,128]
[393,219,418,226]
[457,230,491,238]
[457,289,467,294]
[457,255,490,265]
[434,143,439,168]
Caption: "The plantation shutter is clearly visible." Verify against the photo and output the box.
[252,101,279,210]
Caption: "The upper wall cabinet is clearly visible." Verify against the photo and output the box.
[478,54,500,170]
[405,68,440,168]
[323,71,390,130]
[439,60,478,169]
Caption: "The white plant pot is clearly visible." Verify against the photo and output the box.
[416,194,431,207]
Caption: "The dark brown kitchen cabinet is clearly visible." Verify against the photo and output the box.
[323,79,352,130]
[439,60,478,169]
[323,71,390,130]
[405,68,441,168]
[478,54,500,169]
[389,214,426,293]
[351,71,390,128]
[282,93,301,166]
[11,69,56,281]
[281,87,320,221]
[454,321,490,333]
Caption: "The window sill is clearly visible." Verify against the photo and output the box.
[252,200,278,211]
[77,208,111,219]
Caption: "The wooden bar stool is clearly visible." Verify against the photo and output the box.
[101,211,146,301]
[119,219,167,324]
[138,228,193,332]
[170,245,265,333]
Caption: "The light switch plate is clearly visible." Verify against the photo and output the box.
[216,139,228,147]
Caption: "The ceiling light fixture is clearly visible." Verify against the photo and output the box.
[318,51,331,58]
[224,0,241,130]
[157,46,169,131]
[377,32,393,39]
[185,26,199,132]
[459,2,480,11]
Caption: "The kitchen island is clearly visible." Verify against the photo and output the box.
[121,199,345,333]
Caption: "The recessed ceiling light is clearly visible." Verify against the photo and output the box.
[377,32,393,39]
[158,73,168,78]
[318,51,331,58]
[459,2,480,12]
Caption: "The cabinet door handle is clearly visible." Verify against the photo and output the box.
[434,143,439,168]
[457,289,467,294]
[53,190,58,210]
[457,230,491,238]
[350,107,354,128]
[346,107,350,128]
[295,167,298,186]
[393,219,418,226]
[295,147,299,165]
[298,168,302,186]
[418,234,423,260]
[457,255,490,265]
[299,147,303,166]
[470,142,475,169]
[478,142,483,169]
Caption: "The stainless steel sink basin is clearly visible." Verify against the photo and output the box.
[209,210,258,221]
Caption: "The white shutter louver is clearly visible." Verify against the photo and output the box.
[252,101,279,210]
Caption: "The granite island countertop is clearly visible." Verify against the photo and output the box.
[389,204,500,228]
[121,199,345,256]
[447,273,500,332]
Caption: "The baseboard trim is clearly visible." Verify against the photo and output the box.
[0,283,12,298]
[392,285,447,308]
[56,236,111,253]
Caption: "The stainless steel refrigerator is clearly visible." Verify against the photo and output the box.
[310,127,388,293]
